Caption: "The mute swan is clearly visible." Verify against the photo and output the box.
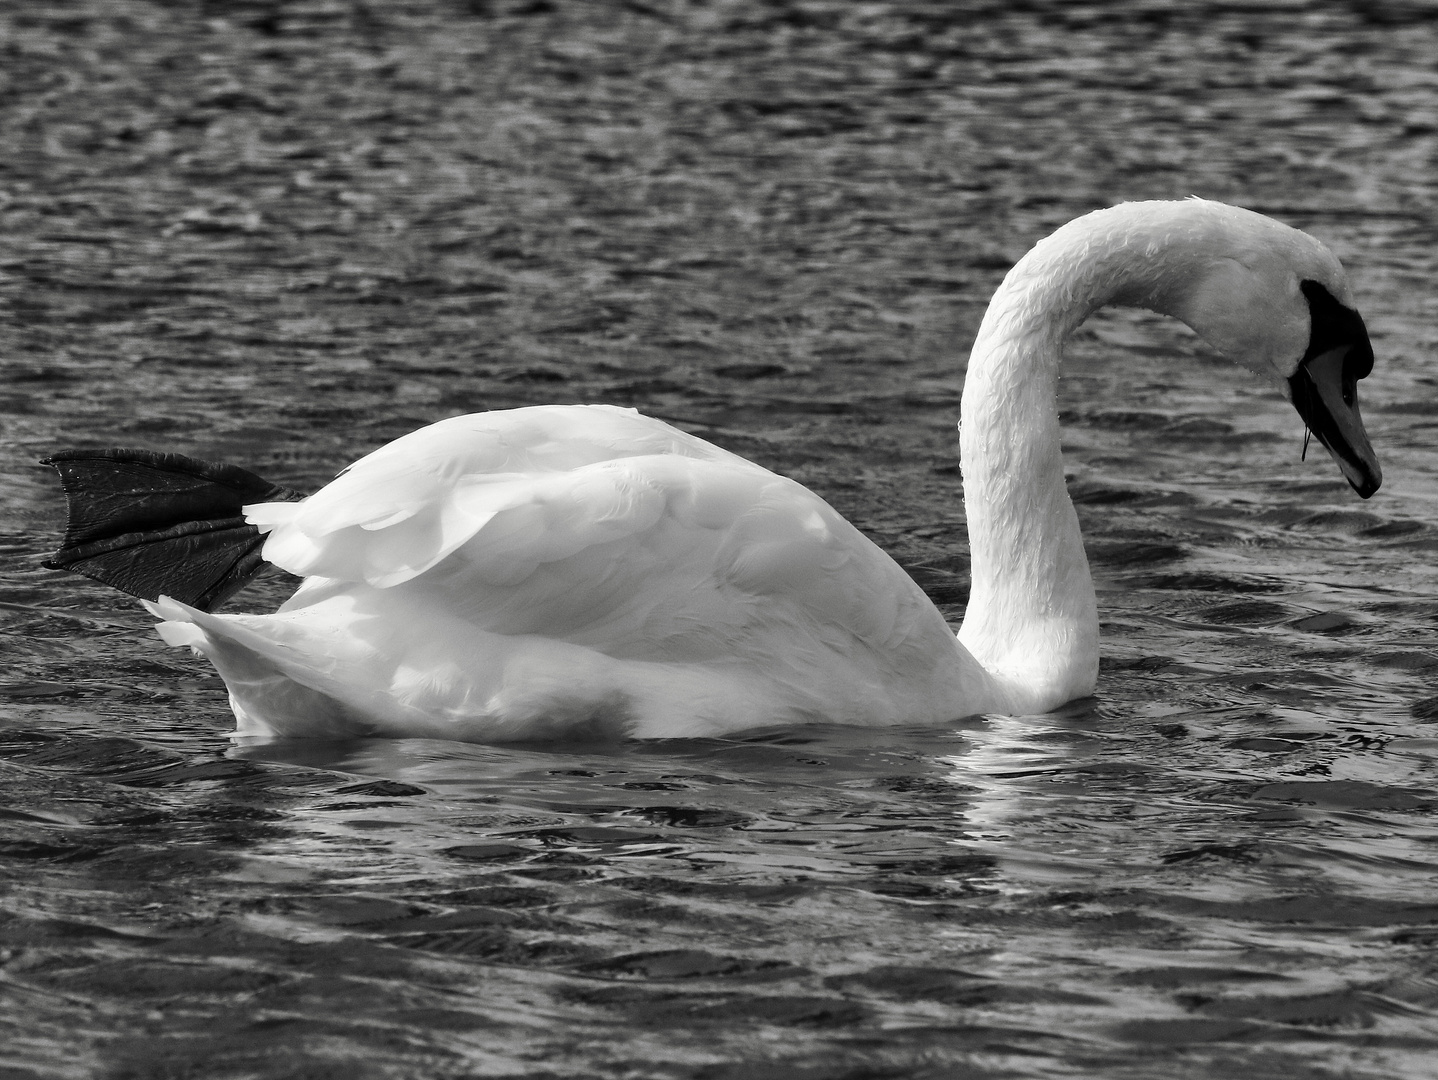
[44,199,1380,741]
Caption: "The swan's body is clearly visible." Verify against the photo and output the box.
[151,406,1000,738]
[126,200,1379,741]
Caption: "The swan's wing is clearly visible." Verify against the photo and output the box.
[415,454,941,660]
[246,404,945,660]
[245,404,747,588]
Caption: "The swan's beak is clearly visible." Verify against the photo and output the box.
[1288,342,1381,499]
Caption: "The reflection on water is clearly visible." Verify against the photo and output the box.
[5,710,1438,1076]
[3,1,1438,1077]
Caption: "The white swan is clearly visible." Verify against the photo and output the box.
[47,199,1380,741]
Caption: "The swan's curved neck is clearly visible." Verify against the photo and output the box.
[956,205,1208,710]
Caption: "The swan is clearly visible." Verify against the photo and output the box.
[43,199,1380,741]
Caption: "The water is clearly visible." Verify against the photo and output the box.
[2,1,1438,1076]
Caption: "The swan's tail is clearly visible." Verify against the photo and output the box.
[42,449,304,611]
[145,596,367,739]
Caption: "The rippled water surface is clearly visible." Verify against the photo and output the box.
[3,2,1438,1077]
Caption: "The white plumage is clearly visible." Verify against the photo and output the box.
[151,405,991,739]
[147,200,1377,741]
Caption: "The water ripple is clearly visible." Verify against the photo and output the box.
[3,1,1438,1077]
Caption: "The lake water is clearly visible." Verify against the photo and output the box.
[2,2,1437,1077]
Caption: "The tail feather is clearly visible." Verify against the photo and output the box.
[43,449,305,611]
[145,597,367,739]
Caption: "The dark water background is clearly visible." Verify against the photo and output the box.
[3,2,1438,1076]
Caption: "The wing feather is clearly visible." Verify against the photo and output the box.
[248,403,946,662]
[246,404,743,586]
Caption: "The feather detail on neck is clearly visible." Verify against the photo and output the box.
[955,199,1343,710]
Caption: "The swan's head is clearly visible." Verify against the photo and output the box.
[1147,201,1380,498]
